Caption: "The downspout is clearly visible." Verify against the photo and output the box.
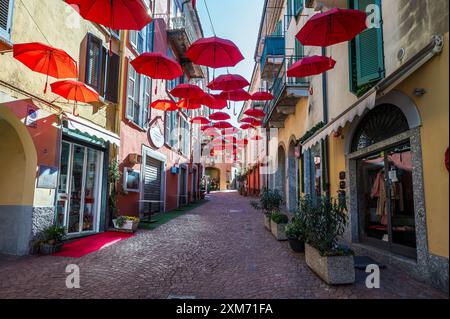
[321,46,330,196]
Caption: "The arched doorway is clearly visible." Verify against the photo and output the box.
[205,167,221,192]
[276,145,286,203]
[0,106,37,255]
[347,102,424,260]
[287,140,297,212]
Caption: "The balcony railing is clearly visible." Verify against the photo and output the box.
[263,56,310,125]
[167,14,199,45]
[260,36,285,77]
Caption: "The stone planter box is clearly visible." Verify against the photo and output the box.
[271,222,287,241]
[264,215,271,231]
[39,242,63,255]
[113,219,139,233]
[305,243,355,285]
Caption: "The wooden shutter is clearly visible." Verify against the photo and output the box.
[126,61,136,120]
[143,156,163,213]
[354,0,384,86]
[105,51,120,103]
[85,34,103,92]
[294,0,303,16]
[0,0,13,40]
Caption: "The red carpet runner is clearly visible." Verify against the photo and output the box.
[52,231,134,258]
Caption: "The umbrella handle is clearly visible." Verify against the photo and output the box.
[73,102,79,117]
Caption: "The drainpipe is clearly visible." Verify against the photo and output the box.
[321,46,331,196]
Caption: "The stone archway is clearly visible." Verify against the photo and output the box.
[205,167,221,191]
[287,139,297,213]
[0,105,38,255]
[276,145,286,204]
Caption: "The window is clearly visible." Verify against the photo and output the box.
[287,0,293,25]
[84,34,120,103]
[165,111,178,148]
[129,21,154,54]
[349,0,385,95]
[0,0,13,41]
[293,0,303,16]
[126,62,151,128]
[180,116,190,156]
[272,20,283,36]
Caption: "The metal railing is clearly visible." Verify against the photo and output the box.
[167,14,200,45]
[263,55,310,124]
[260,36,285,74]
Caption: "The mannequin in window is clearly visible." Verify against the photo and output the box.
[371,169,388,226]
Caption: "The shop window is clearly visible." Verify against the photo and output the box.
[126,62,151,128]
[0,0,13,41]
[348,0,385,96]
[351,104,409,152]
[84,33,120,103]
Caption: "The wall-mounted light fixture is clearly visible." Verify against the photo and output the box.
[413,88,426,97]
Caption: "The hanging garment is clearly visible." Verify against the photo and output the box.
[371,171,383,198]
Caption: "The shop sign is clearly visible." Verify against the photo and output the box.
[149,125,164,149]
[25,105,38,128]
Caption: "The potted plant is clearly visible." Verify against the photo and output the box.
[302,196,355,285]
[39,225,66,255]
[251,188,284,231]
[285,217,307,252]
[270,212,289,241]
[113,216,140,232]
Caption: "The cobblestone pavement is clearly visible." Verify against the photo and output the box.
[0,191,447,299]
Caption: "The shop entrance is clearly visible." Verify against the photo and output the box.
[57,141,104,235]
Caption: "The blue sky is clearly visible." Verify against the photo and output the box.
[196,0,264,124]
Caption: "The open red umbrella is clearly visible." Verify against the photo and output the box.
[296,8,367,47]
[221,127,240,135]
[241,117,262,127]
[287,55,336,77]
[51,80,99,116]
[65,0,152,30]
[220,89,251,102]
[13,42,78,93]
[251,135,264,141]
[213,121,233,130]
[131,52,183,80]
[171,84,205,100]
[251,91,274,101]
[208,94,228,110]
[191,116,210,125]
[207,74,250,91]
[240,123,255,130]
[150,99,178,111]
[237,138,249,146]
[177,99,201,110]
[244,109,266,118]
[209,112,230,121]
[186,36,244,68]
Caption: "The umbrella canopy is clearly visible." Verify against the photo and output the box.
[186,36,244,68]
[131,52,183,80]
[244,108,266,118]
[208,94,228,110]
[177,99,201,110]
[207,74,250,91]
[220,89,252,102]
[66,0,152,30]
[209,112,231,121]
[287,55,336,77]
[213,121,233,130]
[170,84,205,100]
[251,91,274,101]
[237,138,249,146]
[13,42,78,93]
[150,99,178,111]
[191,116,210,125]
[51,80,99,102]
[221,127,240,135]
[240,123,255,130]
[296,8,367,47]
[241,117,262,127]
[251,135,264,141]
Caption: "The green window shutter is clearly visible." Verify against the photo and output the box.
[272,20,283,36]
[354,0,385,86]
[295,40,304,57]
[294,0,303,16]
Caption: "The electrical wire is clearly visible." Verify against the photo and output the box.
[202,0,216,36]
[19,0,52,45]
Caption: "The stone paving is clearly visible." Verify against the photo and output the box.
[0,191,447,299]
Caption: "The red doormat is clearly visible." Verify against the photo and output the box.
[52,231,134,258]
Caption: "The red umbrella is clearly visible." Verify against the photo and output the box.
[150,99,178,111]
[296,8,367,47]
[186,36,244,68]
[171,84,205,100]
[240,124,255,130]
[209,112,230,121]
[191,116,210,125]
[207,74,250,91]
[208,94,228,110]
[251,92,273,101]
[241,117,262,127]
[237,138,249,146]
[65,0,152,30]
[177,99,201,110]
[13,42,78,93]
[244,109,266,118]
[213,121,233,130]
[252,135,264,141]
[131,53,183,80]
[220,89,252,102]
[221,127,240,135]
[287,55,336,77]
[51,80,99,116]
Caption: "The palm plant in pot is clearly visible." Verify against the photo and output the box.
[302,196,355,285]
[39,225,66,255]
[251,188,284,231]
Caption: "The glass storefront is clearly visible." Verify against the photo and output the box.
[57,141,104,235]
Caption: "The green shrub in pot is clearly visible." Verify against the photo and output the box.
[271,212,289,225]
